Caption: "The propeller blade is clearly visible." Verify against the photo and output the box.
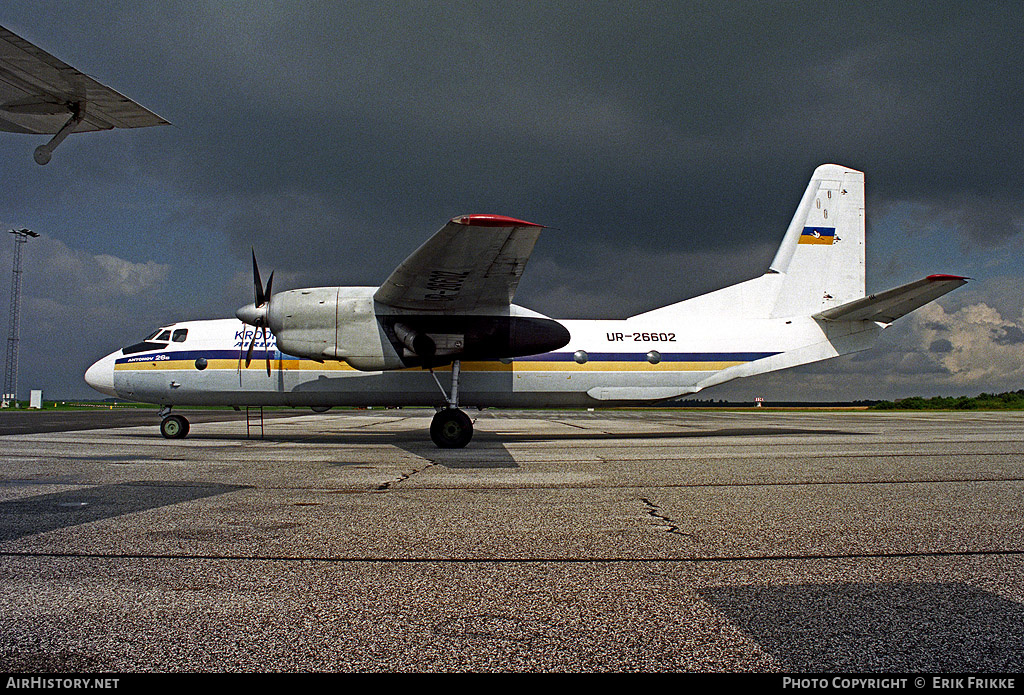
[252,248,266,307]
[245,330,255,368]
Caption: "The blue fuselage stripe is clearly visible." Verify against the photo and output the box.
[116,349,779,365]
[523,351,779,362]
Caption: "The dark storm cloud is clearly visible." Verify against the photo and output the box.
[41,1,1022,271]
[3,0,1023,399]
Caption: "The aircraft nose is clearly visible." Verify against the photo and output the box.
[84,352,118,397]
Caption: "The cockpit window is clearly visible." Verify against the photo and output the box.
[122,340,168,355]
[172,329,188,343]
[123,328,171,355]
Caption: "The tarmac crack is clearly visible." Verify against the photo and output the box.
[376,461,437,490]
[640,496,696,538]
[554,420,615,435]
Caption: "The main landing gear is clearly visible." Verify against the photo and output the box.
[158,406,190,439]
[431,408,473,448]
[429,359,473,448]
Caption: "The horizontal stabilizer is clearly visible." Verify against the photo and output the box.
[813,275,967,324]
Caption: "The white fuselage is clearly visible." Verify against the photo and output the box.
[85,311,881,409]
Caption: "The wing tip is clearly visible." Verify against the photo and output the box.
[927,274,969,283]
[452,214,543,228]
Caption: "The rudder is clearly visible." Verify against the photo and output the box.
[769,164,865,318]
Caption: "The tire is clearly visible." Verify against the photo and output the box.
[430,408,473,448]
[160,414,190,439]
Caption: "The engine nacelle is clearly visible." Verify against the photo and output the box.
[267,287,405,371]
[264,287,570,371]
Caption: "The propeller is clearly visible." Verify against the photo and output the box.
[236,249,275,376]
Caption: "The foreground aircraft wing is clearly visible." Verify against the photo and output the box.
[374,214,545,312]
[813,275,967,324]
[0,25,169,162]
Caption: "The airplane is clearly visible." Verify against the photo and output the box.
[85,164,966,447]
[0,25,169,164]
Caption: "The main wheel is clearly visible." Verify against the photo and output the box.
[430,408,473,448]
[159,414,190,439]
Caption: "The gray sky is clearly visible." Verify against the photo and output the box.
[2,1,1023,401]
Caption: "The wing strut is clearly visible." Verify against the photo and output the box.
[429,359,461,408]
[33,102,83,165]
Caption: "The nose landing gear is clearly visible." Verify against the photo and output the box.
[158,407,190,439]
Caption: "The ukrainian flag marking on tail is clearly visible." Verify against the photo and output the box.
[798,226,837,245]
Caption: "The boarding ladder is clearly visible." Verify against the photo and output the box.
[246,406,264,439]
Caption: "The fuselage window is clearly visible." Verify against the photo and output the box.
[172,329,188,343]
[157,330,172,341]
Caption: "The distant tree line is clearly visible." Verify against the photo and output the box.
[870,390,1024,410]
[671,399,882,408]
[670,390,1024,410]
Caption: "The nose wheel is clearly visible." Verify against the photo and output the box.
[159,413,190,439]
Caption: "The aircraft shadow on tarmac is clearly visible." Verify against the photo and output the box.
[0,481,247,543]
[700,582,1024,672]
[192,424,865,470]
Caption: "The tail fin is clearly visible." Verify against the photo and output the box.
[769,163,865,317]
[632,163,867,323]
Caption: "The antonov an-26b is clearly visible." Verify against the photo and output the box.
[85,164,965,447]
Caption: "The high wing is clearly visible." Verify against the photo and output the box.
[0,25,169,162]
[374,214,545,313]
[813,274,967,324]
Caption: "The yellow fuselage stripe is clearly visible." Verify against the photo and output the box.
[115,358,745,373]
